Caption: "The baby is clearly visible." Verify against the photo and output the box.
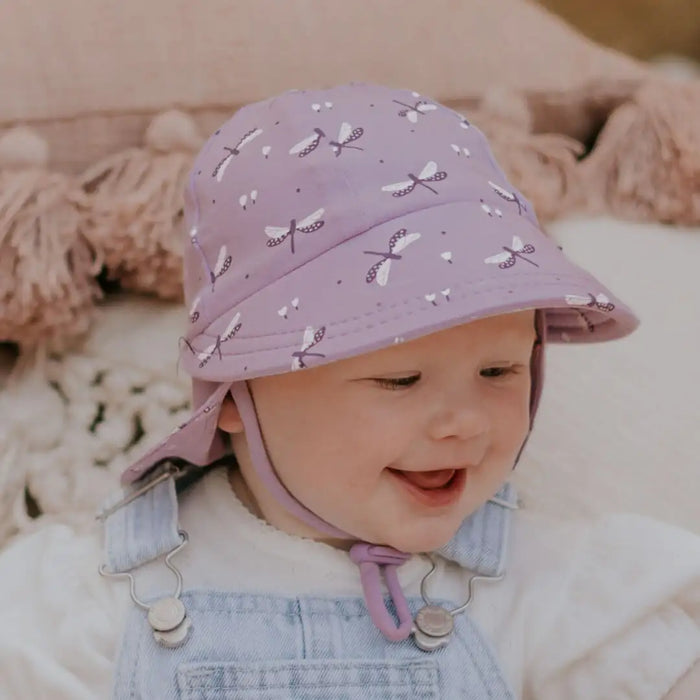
[1,83,700,699]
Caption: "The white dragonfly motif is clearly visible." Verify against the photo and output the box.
[392,97,438,123]
[265,208,325,254]
[381,161,447,197]
[189,295,200,324]
[329,122,364,156]
[289,128,326,157]
[290,122,364,158]
[484,236,539,269]
[213,245,232,278]
[488,180,527,215]
[188,228,232,287]
[363,229,421,286]
[189,312,243,368]
[212,127,263,181]
[565,293,616,312]
[291,326,327,370]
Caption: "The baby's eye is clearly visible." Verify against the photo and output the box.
[480,366,518,379]
[373,374,421,390]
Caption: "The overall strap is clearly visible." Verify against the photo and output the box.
[98,465,184,574]
[437,482,518,576]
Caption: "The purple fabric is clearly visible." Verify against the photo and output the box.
[349,544,414,641]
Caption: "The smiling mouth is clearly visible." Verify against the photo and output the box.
[387,467,467,507]
[390,468,456,489]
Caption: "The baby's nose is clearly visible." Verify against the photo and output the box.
[426,394,491,444]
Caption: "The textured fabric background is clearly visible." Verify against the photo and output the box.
[0,0,647,173]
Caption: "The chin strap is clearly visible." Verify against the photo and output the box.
[349,543,413,641]
[230,380,416,642]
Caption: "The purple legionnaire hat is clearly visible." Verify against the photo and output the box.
[120,83,639,640]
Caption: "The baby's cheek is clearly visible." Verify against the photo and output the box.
[502,391,530,440]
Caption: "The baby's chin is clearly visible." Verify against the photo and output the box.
[363,517,466,555]
[381,504,492,554]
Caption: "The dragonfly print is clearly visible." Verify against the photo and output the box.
[291,326,327,370]
[329,122,364,156]
[363,229,421,286]
[484,236,539,269]
[212,127,263,182]
[289,123,364,158]
[184,312,243,369]
[381,161,447,197]
[565,293,616,312]
[289,128,326,157]
[392,98,438,123]
[488,181,527,216]
[480,199,503,218]
[572,309,595,333]
[189,296,201,323]
[265,208,325,254]
[189,226,233,287]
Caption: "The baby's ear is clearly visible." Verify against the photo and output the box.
[218,395,244,433]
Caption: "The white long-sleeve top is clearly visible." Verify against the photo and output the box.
[1,467,699,699]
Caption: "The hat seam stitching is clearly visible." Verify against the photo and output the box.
[193,275,614,353]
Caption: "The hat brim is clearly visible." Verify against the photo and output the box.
[182,201,638,381]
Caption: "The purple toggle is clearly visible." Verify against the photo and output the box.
[350,543,413,641]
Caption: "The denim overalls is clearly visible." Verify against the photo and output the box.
[101,468,518,699]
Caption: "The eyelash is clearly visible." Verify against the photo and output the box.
[479,366,519,379]
[374,366,520,389]
[373,375,421,390]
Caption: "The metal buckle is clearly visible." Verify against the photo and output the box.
[98,529,188,605]
[95,462,192,522]
[99,530,193,648]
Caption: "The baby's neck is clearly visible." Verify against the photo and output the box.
[227,467,265,519]
[226,466,353,551]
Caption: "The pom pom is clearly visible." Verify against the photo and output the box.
[0,128,102,352]
[80,110,203,300]
[145,110,204,153]
[581,80,700,225]
[0,127,49,169]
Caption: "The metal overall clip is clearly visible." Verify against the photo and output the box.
[97,461,196,648]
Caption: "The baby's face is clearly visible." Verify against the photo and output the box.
[226,310,536,553]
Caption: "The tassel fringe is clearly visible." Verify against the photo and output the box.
[80,110,204,302]
[0,128,102,352]
[580,80,700,224]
